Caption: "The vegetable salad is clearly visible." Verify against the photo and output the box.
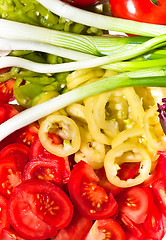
[0,0,166,239]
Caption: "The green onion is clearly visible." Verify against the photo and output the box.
[0,19,150,56]
[1,33,166,73]
[35,0,166,37]
[0,38,94,61]
[0,67,166,141]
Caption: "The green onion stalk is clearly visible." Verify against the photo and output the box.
[1,33,166,73]
[0,66,166,141]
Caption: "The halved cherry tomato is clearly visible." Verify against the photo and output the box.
[68,161,118,220]
[29,136,71,184]
[23,157,65,187]
[143,188,165,240]
[0,156,22,199]
[120,213,145,240]
[56,210,93,240]
[0,104,19,125]
[16,123,39,147]
[2,228,26,240]
[95,167,122,196]
[0,79,15,103]
[0,143,30,172]
[109,0,166,25]
[116,187,149,224]
[117,162,140,181]
[63,0,99,8]
[0,194,10,237]
[152,178,166,216]
[125,232,140,240]
[8,179,73,239]
[85,218,125,240]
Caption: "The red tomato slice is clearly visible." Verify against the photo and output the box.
[143,188,165,240]
[116,187,149,224]
[23,158,64,187]
[0,156,22,199]
[16,123,39,147]
[85,218,125,240]
[117,162,140,180]
[109,0,166,25]
[95,167,122,196]
[55,210,93,240]
[68,161,118,220]
[125,232,139,240]
[8,179,73,239]
[0,79,15,103]
[120,213,145,240]
[152,178,166,216]
[29,136,71,184]
[0,195,10,237]
[0,143,30,172]
[2,228,26,240]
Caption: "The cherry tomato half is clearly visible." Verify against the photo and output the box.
[109,0,166,25]
[116,187,149,224]
[68,161,118,220]
[0,143,30,172]
[2,228,26,240]
[0,156,22,199]
[8,179,73,239]
[56,210,93,240]
[0,79,15,103]
[85,218,125,240]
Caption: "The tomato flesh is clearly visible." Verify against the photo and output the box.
[8,179,73,239]
[117,187,149,224]
[0,194,10,237]
[68,161,118,220]
[86,218,125,240]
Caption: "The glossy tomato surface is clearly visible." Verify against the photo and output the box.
[68,161,118,220]
[109,0,166,24]
[8,179,73,239]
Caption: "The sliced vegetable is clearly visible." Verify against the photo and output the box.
[8,179,73,239]
[39,114,81,157]
[68,161,118,220]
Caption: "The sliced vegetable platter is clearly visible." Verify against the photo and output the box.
[1,0,166,239]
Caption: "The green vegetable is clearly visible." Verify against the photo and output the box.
[1,67,166,141]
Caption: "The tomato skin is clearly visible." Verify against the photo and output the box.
[0,143,30,172]
[109,0,166,25]
[120,213,145,240]
[8,179,73,239]
[68,161,118,220]
[116,187,149,224]
[0,79,15,103]
[0,156,22,199]
[0,195,10,237]
[95,167,122,196]
[62,0,99,8]
[143,188,165,240]
[23,158,64,187]
[85,218,125,240]
[29,136,71,184]
[2,228,26,240]
[56,210,93,240]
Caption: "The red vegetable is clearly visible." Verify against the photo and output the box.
[0,195,9,237]
[117,187,149,224]
[8,179,73,239]
[109,0,166,25]
[85,218,125,240]
[68,161,118,220]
